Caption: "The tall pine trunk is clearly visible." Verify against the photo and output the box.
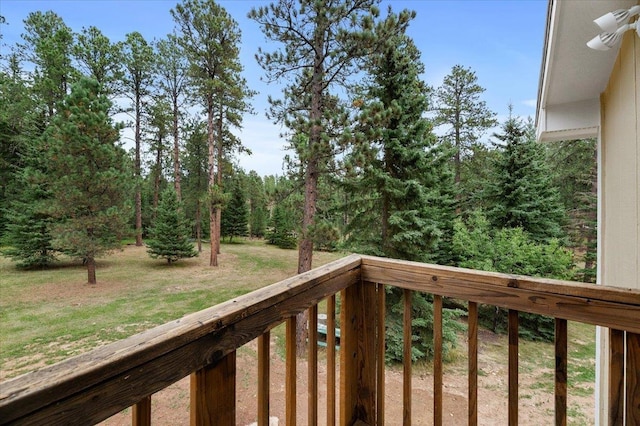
[173,97,182,201]
[295,38,325,354]
[216,104,224,255]
[135,90,143,247]
[207,96,218,267]
[87,256,96,285]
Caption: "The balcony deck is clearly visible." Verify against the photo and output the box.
[1,254,639,425]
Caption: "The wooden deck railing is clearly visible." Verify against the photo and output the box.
[1,254,639,425]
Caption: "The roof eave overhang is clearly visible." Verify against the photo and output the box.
[535,0,638,142]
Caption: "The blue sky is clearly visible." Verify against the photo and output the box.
[1,0,548,176]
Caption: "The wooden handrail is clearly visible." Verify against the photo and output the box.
[0,254,362,425]
[1,253,640,425]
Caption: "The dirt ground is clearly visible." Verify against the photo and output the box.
[101,330,594,425]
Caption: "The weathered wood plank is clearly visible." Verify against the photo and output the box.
[1,257,362,425]
[468,302,478,426]
[286,317,297,426]
[403,289,412,426]
[434,295,443,426]
[376,284,385,426]
[327,295,336,426]
[132,395,151,426]
[340,281,377,426]
[361,259,640,333]
[361,256,640,305]
[555,318,567,426]
[258,331,270,426]
[627,332,640,424]
[308,304,318,426]
[609,329,624,426]
[190,350,236,426]
[508,310,518,426]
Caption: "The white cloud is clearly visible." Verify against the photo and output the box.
[522,99,537,108]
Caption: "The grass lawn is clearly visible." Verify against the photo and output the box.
[0,239,344,379]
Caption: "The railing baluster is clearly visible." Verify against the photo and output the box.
[190,350,236,426]
[434,295,443,426]
[377,284,386,426]
[132,395,151,426]
[555,318,567,426]
[258,331,270,426]
[308,305,318,426]
[340,282,377,425]
[609,328,625,425]
[468,301,478,426]
[403,289,412,426]
[626,332,640,423]
[508,310,518,426]
[327,294,336,426]
[286,316,297,426]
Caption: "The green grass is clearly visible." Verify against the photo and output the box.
[0,239,344,378]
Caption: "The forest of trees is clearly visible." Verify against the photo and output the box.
[1,1,597,356]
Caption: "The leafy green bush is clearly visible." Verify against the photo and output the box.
[453,211,574,341]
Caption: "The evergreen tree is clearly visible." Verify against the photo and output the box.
[45,77,131,284]
[72,26,122,98]
[221,172,248,242]
[154,35,189,201]
[433,65,497,204]
[246,171,268,238]
[546,138,597,282]
[345,20,459,362]
[346,19,455,264]
[172,0,252,267]
[1,144,57,268]
[267,204,297,249]
[251,0,412,352]
[147,187,197,263]
[18,11,76,120]
[119,31,155,247]
[182,119,209,252]
[485,111,566,243]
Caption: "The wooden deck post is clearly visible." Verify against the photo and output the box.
[132,396,151,426]
[340,280,377,425]
[190,350,236,426]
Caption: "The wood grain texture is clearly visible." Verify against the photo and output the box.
[376,284,385,426]
[340,281,377,426]
[434,295,443,426]
[609,329,624,426]
[308,305,318,426]
[327,295,336,426]
[190,351,236,426]
[468,302,478,426]
[554,318,567,426]
[508,310,518,426]
[258,331,270,426]
[403,289,412,426]
[627,332,640,424]
[286,317,297,426]
[0,255,361,425]
[132,396,151,426]
[361,257,640,333]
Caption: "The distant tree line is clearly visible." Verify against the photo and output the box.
[1,0,596,357]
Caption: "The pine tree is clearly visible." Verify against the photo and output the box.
[45,77,131,284]
[119,31,155,247]
[485,111,566,243]
[346,19,455,264]
[147,187,197,263]
[246,171,268,238]
[433,65,497,204]
[344,20,459,362]
[172,0,253,267]
[221,172,248,242]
